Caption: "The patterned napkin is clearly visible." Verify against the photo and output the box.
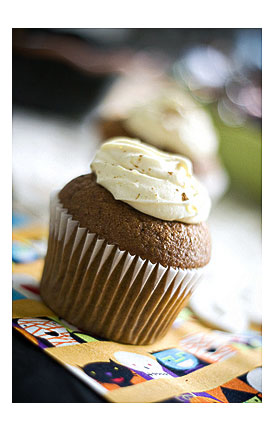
[12,217,262,403]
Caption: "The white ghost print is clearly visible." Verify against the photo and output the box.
[246,367,262,392]
[113,351,173,379]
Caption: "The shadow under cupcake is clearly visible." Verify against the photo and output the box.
[40,138,211,345]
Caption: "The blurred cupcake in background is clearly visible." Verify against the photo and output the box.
[98,83,228,202]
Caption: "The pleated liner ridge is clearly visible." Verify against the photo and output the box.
[40,193,203,345]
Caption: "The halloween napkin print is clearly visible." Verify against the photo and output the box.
[12,220,262,403]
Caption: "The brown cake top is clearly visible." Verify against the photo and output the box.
[59,174,211,269]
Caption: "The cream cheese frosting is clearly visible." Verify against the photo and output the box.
[123,89,218,160]
[91,138,211,224]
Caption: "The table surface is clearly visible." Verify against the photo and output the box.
[13,329,106,403]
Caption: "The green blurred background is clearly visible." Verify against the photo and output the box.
[210,104,261,204]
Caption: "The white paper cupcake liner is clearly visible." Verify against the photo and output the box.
[40,192,204,345]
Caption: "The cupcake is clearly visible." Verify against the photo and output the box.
[99,86,228,201]
[40,138,211,345]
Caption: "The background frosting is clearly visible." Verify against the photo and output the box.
[123,90,219,160]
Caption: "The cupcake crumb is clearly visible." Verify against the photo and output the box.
[182,192,188,201]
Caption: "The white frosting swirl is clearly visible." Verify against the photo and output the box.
[91,138,211,224]
[123,89,218,160]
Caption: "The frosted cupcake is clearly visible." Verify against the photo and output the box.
[40,138,211,345]
[99,88,228,201]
